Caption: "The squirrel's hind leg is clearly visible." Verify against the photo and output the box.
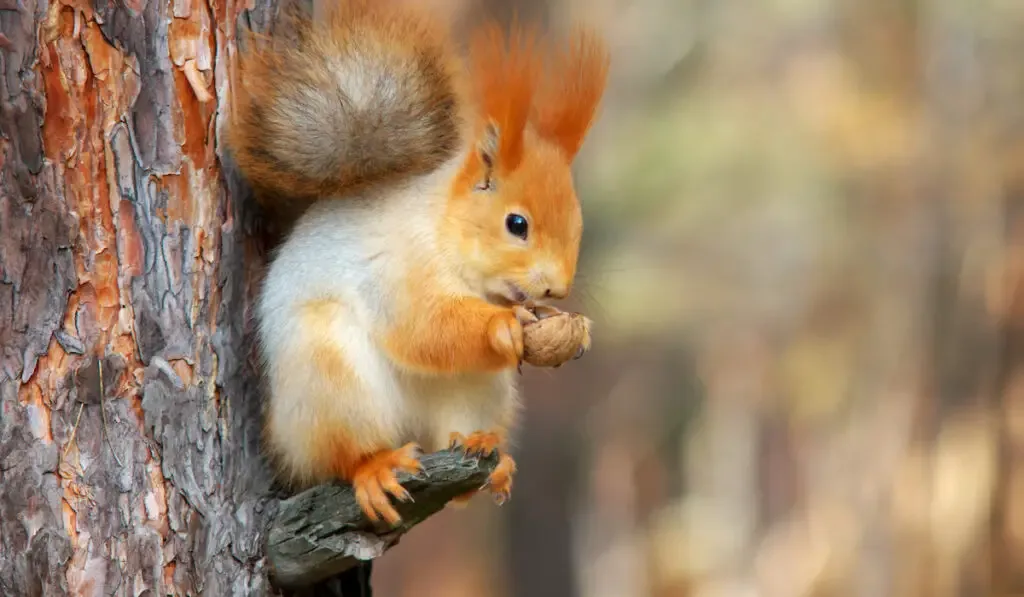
[350,442,425,525]
[448,431,517,506]
[414,372,520,507]
[263,298,420,524]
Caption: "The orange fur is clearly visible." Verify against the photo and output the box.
[382,296,525,374]
[352,443,424,525]
[303,299,358,386]
[313,428,365,481]
[532,28,611,160]
[301,302,369,482]
[247,3,611,525]
[445,127,584,302]
[487,453,517,504]
[466,19,542,173]
[449,430,516,506]
[449,430,506,456]
[442,25,605,308]
[269,299,405,486]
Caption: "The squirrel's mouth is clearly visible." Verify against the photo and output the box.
[487,281,530,306]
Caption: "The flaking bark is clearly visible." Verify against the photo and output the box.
[0,0,309,593]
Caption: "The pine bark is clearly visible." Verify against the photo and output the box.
[1,0,280,593]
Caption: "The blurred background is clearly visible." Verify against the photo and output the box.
[378,0,1024,596]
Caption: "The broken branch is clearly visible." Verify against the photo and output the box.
[267,448,499,589]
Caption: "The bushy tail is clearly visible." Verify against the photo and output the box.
[226,0,465,216]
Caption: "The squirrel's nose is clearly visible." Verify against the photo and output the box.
[544,285,569,300]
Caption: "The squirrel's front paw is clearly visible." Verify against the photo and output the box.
[487,310,524,368]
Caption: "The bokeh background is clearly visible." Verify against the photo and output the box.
[378,0,1024,596]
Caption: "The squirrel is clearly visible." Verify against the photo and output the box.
[226,0,610,525]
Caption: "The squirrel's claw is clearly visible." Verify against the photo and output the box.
[448,431,515,503]
[352,442,424,526]
[574,316,593,360]
[530,303,563,320]
[513,305,539,325]
[486,453,516,505]
[449,431,501,457]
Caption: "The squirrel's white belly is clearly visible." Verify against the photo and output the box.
[258,197,518,459]
[397,368,519,451]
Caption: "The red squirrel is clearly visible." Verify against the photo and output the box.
[227,0,609,525]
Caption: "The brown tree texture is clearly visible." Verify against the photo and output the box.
[0,0,282,592]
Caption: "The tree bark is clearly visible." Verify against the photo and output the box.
[0,0,277,592]
[0,0,425,593]
[0,0,496,592]
[268,450,498,590]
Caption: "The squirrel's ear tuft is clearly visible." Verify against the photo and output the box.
[468,19,542,173]
[532,28,611,161]
[478,122,499,167]
[475,122,499,190]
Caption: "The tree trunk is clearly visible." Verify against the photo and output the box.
[1,0,281,593]
[0,1,505,592]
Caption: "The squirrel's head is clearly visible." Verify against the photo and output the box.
[444,23,610,306]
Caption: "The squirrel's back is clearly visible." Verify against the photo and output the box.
[227,0,465,220]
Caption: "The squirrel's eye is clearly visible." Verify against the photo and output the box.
[505,213,529,239]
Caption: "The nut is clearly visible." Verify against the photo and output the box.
[522,311,592,368]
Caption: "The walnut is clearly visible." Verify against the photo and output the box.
[518,305,592,368]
